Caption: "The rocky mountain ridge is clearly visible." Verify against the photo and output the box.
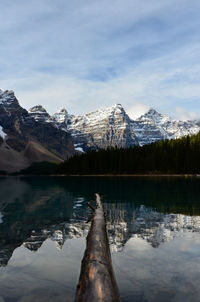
[0,90,74,172]
[1,88,200,171]
[29,103,139,151]
[131,108,200,146]
[29,102,200,151]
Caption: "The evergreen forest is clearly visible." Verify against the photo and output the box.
[21,131,200,175]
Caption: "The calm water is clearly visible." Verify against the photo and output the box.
[0,176,200,302]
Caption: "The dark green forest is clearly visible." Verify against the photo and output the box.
[20,131,200,175]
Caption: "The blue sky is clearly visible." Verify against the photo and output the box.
[0,0,200,119]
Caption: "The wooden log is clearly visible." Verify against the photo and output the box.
[75,193,120,302]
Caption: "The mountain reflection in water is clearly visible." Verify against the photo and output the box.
[0,176,200,302]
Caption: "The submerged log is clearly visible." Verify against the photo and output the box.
[75,193,120,302]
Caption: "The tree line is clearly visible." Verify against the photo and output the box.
[19,131,200,175]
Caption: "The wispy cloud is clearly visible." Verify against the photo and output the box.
[127,104,150,120]
[176,107,199,121]
[0,0,200,118]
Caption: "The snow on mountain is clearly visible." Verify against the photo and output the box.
[0,125,6,140]
[1,89,200,151]
[59,105,200,149]
[0,212,3,224]
[53,108,69,124]
[0,89,24,118]
[74,144,84,152]
[52,103,138,151]
[0,89,15,105]
[28,103,200,150]
[0,90,75,172]
[28,105,51,123]
[131,108,200,146]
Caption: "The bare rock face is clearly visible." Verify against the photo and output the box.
[28,101,200,152]
[53,108,69,124]
[28,105,51,123]
[0,90,74,172]
[51,105,200,150]
[1,87,200,172]
[53,104,139,151]
[131,108,200,146]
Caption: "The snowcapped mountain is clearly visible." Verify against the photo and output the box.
[132,108,200,146]
[29,103,200,151]
[28,105,51,123]
[53,108,69,124]
[54,104,138,151]
[0,89,16,106]
[52,105,200,150]
[1,88,200,168]
[0,125,6,140]
[0,90,74,172]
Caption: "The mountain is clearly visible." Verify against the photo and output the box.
[53,104,138,151]
[28,105,51,123]
[0,90,74,172]
[56,130,200,175]
[131,108,200,146]
[1,88,200,172]
[34,104,200,151]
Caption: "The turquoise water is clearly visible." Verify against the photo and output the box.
[0,176,200,302]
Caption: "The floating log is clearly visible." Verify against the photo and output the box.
[75,193,120,302]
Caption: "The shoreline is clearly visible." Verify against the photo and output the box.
[1,174,200,178]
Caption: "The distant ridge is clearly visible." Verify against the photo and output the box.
[0,90,74,172]
[30,102,200,150]
[0,88,200,172]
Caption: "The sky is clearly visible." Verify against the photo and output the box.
[0,0,200,120]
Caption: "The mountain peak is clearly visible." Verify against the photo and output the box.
[110,103,124,112]
[29,105,48,113]
[28,105,50,122]
[0,89,16,105]
[112,103,123,109]
[53,108,69,124]
[0,89,14,96]
[136,107,167,124]
[83,103,127,123]
[146,108,162,116]
[57,107,68,114]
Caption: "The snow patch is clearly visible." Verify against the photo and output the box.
[0,212,3,223]
[132,108,200,146]
[0,89,15,105]
[0,125,7,140]
[53,108,68,124]
[75,147,84,152]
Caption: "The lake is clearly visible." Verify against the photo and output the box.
[0,176,200,302]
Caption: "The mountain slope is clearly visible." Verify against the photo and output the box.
[51,105,200,150]
[29,103,200,151]
[0,89,74,172]
[53,104,138,151]
[132,108,200,146]
[1,88,200,173]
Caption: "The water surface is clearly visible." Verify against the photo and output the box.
[0,176,200,302]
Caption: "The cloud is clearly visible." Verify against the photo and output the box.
[127,104,150,120]
[176,107,199,121]
[1,56,200,119]
[0,0,200,118]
